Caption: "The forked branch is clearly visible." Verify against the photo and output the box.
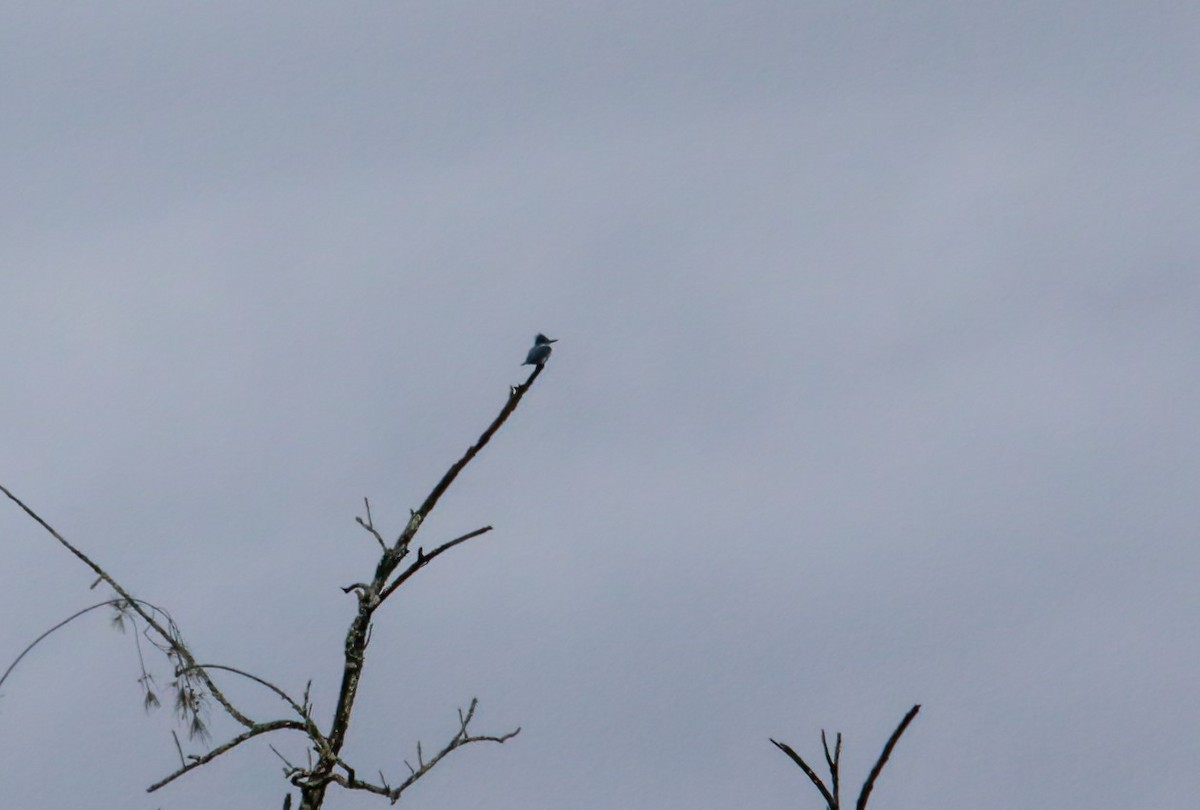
[326,698,519,804]
[771,704,921,810]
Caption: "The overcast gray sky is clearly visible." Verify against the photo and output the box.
[2,3,1198,808]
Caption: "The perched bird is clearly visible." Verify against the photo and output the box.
[523,333,558,366]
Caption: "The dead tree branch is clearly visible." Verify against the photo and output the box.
[857,704,921,810]
[323,698,520,804]
[3,351,549,810]
[772,704,921,810]
[294,363,546,809]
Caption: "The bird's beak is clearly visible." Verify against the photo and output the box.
[548,338,558,343]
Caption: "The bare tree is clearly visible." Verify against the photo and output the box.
[2,358,553,809]
[771,704,921,810]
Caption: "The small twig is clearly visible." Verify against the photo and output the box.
[171,730,186,769]
[270,744,298,773]
[356,498,387,551]
[130,617,162,712]
[147,720,309,792]
[378,526,493,602]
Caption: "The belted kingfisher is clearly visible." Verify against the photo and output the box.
[523,333,558,366]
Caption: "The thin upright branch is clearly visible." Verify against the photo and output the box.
[171,730,187,768]
[856,704,921,810]
[822,730,842,809]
